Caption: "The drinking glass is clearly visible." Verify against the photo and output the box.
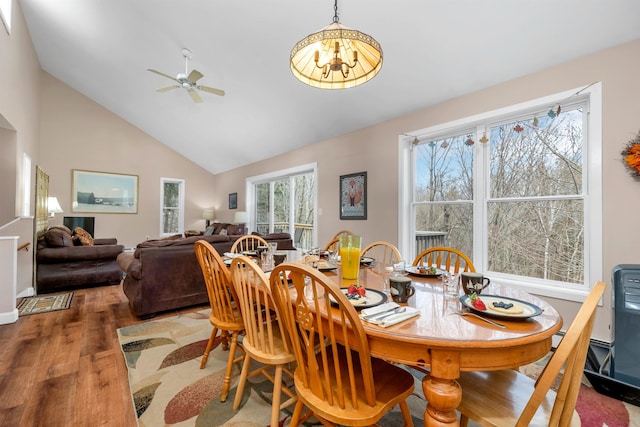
[339,235,362,280]
[392,261,408,277]
[442,272,460,297]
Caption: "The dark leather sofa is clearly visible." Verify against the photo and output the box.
[117,232,294,318]
[36,225,124,293]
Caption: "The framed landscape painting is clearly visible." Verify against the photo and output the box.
[71,170,138,214]
[229,192,237,209]
[339,171,367,220]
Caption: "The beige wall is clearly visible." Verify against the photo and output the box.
[0,0,41,217]
[0,1,41,302]
[213,39,640,341]
[38,72,216,248]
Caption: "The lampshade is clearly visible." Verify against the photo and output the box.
[201,209,215,221]
[47,196,63,218]
[290,0,382,89]
[233,211,248,224]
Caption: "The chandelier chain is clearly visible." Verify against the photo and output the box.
[332,0,339,23]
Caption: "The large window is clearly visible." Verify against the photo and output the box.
[160,178,184,236]
[400,84,602,301]
[247,163,317,250]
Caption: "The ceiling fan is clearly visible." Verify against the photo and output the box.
[147,48,225,103]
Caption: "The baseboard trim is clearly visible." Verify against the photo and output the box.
[0,308,18,325]
[17,287,35,298]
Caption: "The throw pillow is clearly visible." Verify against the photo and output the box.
[73,227,94,246]
[219,228,228,235]
[213,223,225,235]
[44,228,74,247]
[226,224,240,235]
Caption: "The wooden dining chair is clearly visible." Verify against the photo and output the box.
[270,262,415,427]
[412,246,475,273]
[323,237,340,252]
[230,234,269,253]
[331,229,354,240]
[194,240,245,402]
[457,281,607,427]
[229,256,297,427]
[362,241,403,267]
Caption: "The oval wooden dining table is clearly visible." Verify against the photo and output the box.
[317,265,563,427]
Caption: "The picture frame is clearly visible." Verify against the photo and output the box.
[229,192,237,209]
[71,169,138,214]
[339,171,367,220]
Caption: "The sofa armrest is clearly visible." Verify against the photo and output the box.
[95,238,118,245]
[37,245,124,263]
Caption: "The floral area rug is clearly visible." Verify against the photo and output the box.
[118,310,639,427]
[518,355,640,427]
[117,310,425,426]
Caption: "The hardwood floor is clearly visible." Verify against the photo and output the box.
[0,284,204,427]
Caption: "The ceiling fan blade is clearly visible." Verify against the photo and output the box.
[147,68,178,82]
[188,69,204,83]
[156,85,180,93]
[188,89,203,103]
[197,85,225,97]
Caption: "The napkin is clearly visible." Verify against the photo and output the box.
[377,308,420,328]
[360,302,399,318]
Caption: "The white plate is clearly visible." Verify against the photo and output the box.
[330,288,387,310]
[405,266,445,277]
[459,294,543,320]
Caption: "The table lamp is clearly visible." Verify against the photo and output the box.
[233,211,248,235]
[202,209,215,228]
[47,196,63,218]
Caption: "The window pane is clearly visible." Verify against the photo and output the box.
[487,200,584,283]
[163,182,179,207]
[490,107,583,198]
[294,174,315,249]
[162,208,179,233]
[415,203,473,258]
[415,134,474,203]
[255,183,270,234]
[273,179,290,233]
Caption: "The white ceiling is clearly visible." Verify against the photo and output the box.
[19,0,640,175]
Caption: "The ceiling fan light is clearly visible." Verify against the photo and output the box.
[290,4,382,90]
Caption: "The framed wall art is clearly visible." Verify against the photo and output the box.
[339,171,367,220]
[71,170,138,214]
[229,192,237,209]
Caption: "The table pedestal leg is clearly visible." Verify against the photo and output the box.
[423,374,462,426]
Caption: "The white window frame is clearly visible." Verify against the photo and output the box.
[159,177,185,237]
[0,0,11,34]
[246,162,318,246]
[399,83,602,302]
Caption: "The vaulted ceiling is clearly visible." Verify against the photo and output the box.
[19,0,640,174]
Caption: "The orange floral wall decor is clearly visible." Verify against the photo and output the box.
[622,131,640,181]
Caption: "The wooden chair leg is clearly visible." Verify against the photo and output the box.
[200,326,218,369]
[232,353,252,409]
[289,400,306,427]
[460,413,469,427]
[399,400,414,427]
[220,332,239,402]
[270,365,284,427]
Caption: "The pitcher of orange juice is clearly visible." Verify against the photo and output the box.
[339,235,362,280]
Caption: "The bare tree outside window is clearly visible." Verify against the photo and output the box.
[254,172,315,248]
[414,102,586,285]
[161,179,183,235]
